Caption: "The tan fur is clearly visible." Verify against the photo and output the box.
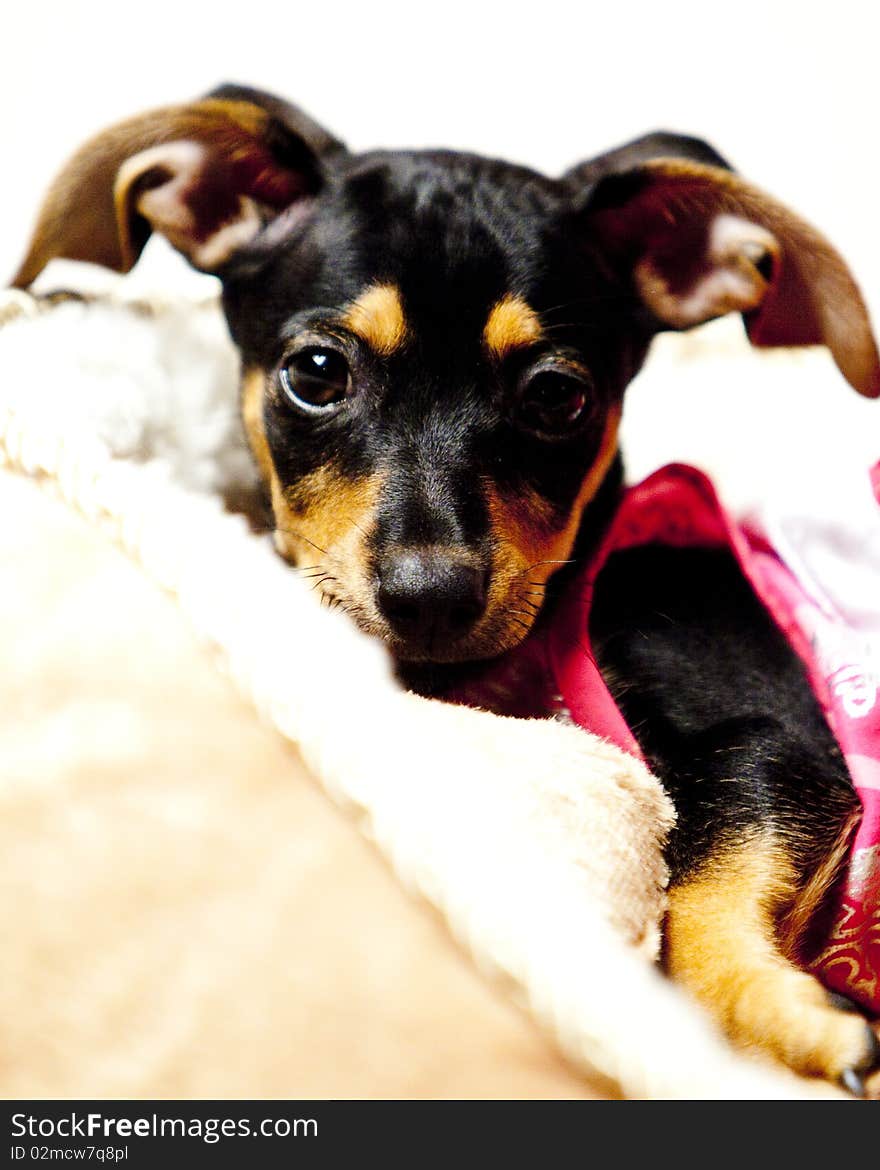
[242,367,382,620]
[277,466,381,555]
[665,835,873,1079]
[483,295,543,359]
[342,283,409,356]
[482,406,622,648]
[273,467,383,621]
[241,367,273,485]
[778,810,862,959]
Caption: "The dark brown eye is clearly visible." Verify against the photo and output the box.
[280,347,351,412]
[517,368,592,436]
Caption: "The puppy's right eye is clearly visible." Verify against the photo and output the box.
[279,348,351,413]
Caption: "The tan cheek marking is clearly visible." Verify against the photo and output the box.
[277,468,382,556]
[341,283,408,356]
[483,294,543,360]
[484,406,622,628]
[240,366,382,622]
[554,404,624,556]
[241,366,306,556]
[665,836,872,1079]
[485,487,558,583]
[241,366,274,486]
[273,470,384,623]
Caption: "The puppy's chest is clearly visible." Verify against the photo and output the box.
[440,629,566,722]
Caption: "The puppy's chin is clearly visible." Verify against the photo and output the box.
[372,616,535,667]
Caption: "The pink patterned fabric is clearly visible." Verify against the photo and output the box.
[545,463,880,1012]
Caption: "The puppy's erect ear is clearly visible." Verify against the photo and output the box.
[12,85,346,288]
[566,140,880,398]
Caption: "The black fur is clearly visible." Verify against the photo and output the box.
[223,147,646,557]
[590,545,858,889]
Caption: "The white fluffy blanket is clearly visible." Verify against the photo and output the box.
[1,269,858,1098]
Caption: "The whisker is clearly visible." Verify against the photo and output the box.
[507,616,532,634]
[275,525,330,558]
[310,573,339,594]
[538,290,637,316]
[517,600,541,615]
[539,320,612,335]
[515,591,542,608]
[524,558,576,573]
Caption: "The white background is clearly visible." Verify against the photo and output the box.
[2,0,878,292]
[2,0,879,496]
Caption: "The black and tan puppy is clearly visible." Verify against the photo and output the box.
[15,85,880,1091]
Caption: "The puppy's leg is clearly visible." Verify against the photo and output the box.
[664,832,879,1087]
[590,545,880,1088]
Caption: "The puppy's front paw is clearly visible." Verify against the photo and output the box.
[838,1021,880,1098]
[666,860,880,1091]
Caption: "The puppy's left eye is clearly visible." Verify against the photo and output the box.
[516,368,592,436]
[280,348,351,412]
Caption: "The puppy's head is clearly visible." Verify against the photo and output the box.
[16,87,880,664]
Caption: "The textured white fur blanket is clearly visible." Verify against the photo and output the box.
[0,276,853,1099]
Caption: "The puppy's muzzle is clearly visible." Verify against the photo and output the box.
[376,548,488,654]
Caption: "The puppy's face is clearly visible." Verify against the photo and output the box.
[225,152,638,662]
[14,87,880,664]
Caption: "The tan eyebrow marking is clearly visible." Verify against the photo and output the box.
[341,282,408,356]
[483,294,543,358]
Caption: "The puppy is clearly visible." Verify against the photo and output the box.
[14,84,880,1092]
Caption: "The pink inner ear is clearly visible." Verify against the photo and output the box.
[117,143,208,249]
[634,213,780,329]
[590,159,880,398]
[116,139,306,272]
[10,96,322,288]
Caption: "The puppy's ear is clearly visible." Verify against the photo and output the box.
[565,129,734,187]
[12,87,346,288]
[568,147,880,398]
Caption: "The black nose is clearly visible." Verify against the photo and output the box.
[376,549,488,650]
